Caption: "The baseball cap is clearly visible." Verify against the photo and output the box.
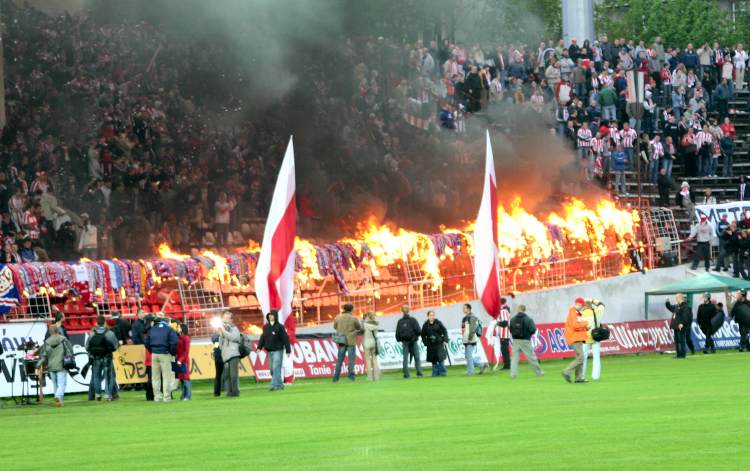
[575,297,585,304]
[700,215,707,221]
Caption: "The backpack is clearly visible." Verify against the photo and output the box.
[238,333,251,359]
[88,330,111,358]
[396,318,414,342]
[510,315,526,339]
[474,318,483,337]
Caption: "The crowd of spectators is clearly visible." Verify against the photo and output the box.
[403,36,743,198]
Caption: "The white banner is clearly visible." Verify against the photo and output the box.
[695,201,750,230]
[375,329,487,370]
[1,323,90,398]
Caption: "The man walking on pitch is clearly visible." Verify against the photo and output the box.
[562,297,589,383]
[333,303,362,382]
[509,305,543,378]
[461,303,488,375]
[395,305,423,378]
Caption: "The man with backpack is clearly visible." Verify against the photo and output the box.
[257,310,292,391]
[145,312,179,401]
[509,305,543,378]
[461,303,488,375]
[217,311,242,397]
[86,315,119,401]
[395,304,423,378]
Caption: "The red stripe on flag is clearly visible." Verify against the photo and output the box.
[481,260,500,318]
[489,177,498,245]
[266,194,297,310]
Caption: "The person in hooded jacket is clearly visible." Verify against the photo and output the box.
[421,310,449,377]
[85,315,119,401]
[257,310,291,391]
[38,325,74,407]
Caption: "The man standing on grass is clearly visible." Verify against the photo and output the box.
[561,298,589,383]
[666,294,691,359]
[218,311,242,396]
[145,312,179,401]
[461,303,488,375]
[333,303,362,382]
[257,310,292,391]
[509,305,543,379]
[395,304,423,378]
[696,293,717,354]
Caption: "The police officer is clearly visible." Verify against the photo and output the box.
[666,293,692,359]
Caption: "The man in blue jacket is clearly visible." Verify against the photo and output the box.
[145,312,178,402]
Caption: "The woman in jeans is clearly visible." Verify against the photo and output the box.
[38,325,73,407]
[362,312,380,381]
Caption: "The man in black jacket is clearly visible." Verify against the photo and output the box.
[465,65,482,112]
[715,216,733,272]
[395,305,423,378]
[110,311,131,345]
[657,168,672,207]
[130,309,147,345]
[666,293,691,358]
[257,310,291,391]
[696,293,718,354]
[509,305,543,378]
[730,289,750,351]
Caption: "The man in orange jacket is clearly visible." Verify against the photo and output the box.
[562,297,590,383]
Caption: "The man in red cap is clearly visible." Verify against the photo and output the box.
[562,297,590,383]
[689,215,713,271]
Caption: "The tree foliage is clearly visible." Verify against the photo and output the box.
[595,0,741,47]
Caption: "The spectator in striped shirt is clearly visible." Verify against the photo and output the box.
[487,298,510,371]
[695,126,714,177]
[577,122,594,180]
[649,135,663,184]
[619,122,637,170]
[591,131,605,176]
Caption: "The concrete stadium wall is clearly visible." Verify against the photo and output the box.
[298,264,689,334]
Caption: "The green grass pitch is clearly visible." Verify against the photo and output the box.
[1,352,748,470]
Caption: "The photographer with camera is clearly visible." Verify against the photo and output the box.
[581,299,606,381]
[332,303,362,382]
[218,311,242,397]
[421,310,449,377]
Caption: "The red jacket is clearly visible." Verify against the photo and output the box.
[721,123,736,139]
[176,335,191,380]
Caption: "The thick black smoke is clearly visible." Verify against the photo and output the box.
[64,1,592,236]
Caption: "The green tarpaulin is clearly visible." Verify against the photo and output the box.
[644,273,750,319]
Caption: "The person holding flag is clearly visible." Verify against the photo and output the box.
[255,137,298,385]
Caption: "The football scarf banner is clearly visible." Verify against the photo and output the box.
[0,265,20,314]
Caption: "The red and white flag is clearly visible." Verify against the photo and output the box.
[473,131,500,319]
[255,136,297,382]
